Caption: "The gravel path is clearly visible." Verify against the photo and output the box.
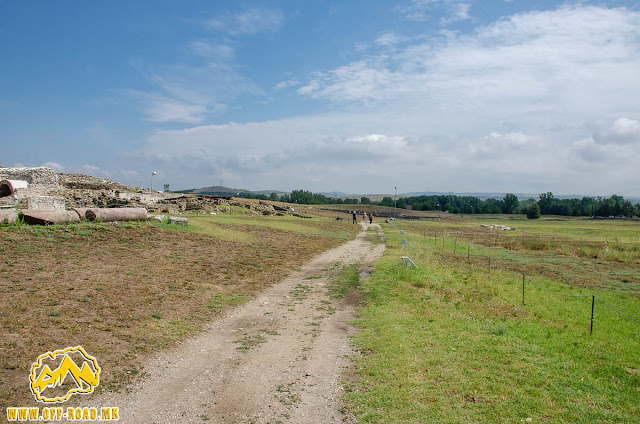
[96,223,385,423]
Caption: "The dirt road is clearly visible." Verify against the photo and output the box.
[96,223,385,423]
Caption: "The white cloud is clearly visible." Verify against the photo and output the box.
[470,132,544,158]
[397,0,472,24]
[39,162,114,178]
[611,118,640,138]
[120,11,276,124]
[120,170,141,181]
[301,5,640,115]
[121,45,259,123]
[570,136,638,165]
[298,58,396,103]
[375,32,409,47]
[126,5,640,196]
[41,162,66,173]
[440,2,471,25]
[354,42,369,52]
[591,117,640,145]
[273,80,299,90]
[145,99,208,124]
[122,90,209,123]
[207,8,285,35]
[77,165,111,177]
[188,41,234,61]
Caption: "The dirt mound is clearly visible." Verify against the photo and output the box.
[56,172,306,217]
[0,167,304,218]
[58,173,134,191]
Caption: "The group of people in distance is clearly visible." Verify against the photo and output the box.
[352,210,373,225]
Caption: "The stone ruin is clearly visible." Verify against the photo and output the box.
[55,172,306,217]
[0,166,307,223]
[0,166,64,210]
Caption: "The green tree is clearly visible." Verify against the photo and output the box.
[279,193,291,203]
[379,196,394,207]
[527,203,541,219]
[360,197,371,204]
[502,193,519,214]
[621,199,635,218]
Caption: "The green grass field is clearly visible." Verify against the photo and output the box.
[345,216,640,423]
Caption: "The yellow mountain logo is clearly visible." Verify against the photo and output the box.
[29,346,101,403]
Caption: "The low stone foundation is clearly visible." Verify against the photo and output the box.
[26,196,66,211]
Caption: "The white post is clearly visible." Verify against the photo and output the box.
[394,186,397,221]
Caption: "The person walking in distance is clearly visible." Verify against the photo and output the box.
[362,211,367,224]
[369,212,373,225]
[352,210,357,224]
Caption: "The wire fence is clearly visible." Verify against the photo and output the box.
[420,229,640,248]
[401,226,640,334]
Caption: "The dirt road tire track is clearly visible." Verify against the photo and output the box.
[96,223,385,423]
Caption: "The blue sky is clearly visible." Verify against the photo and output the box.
[1,1,639,196]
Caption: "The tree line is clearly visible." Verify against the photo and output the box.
[383,192,639,218]
[233,189,639,218]
[235,189,364,205]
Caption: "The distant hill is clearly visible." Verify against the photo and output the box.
[254,189,287,196]
[318,191,347,197]
[177,185,285,196]
[175,186,639,204]
[175,185,239,195]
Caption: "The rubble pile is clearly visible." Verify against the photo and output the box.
[58,173,133,191]
[480,224,515,231]
[57,172,305,216]
[0,166,305,221]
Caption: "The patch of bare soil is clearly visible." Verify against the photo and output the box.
[94,223,385,423]
[0,221,350,413]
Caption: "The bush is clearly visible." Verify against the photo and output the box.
[527,203,541,219]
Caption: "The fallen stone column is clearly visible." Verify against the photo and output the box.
[147,214,164,223]
[0,209,18,225]
[85,207,148,222]
[71,208,91,220]
[20,210,81,225]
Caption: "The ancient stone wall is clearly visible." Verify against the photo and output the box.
[0,167,60,198]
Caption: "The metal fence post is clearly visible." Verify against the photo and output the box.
[590,295,595,335]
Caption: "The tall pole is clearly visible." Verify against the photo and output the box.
[394,186,397,221]
[590,295,595,335]
[151,171,157,190]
